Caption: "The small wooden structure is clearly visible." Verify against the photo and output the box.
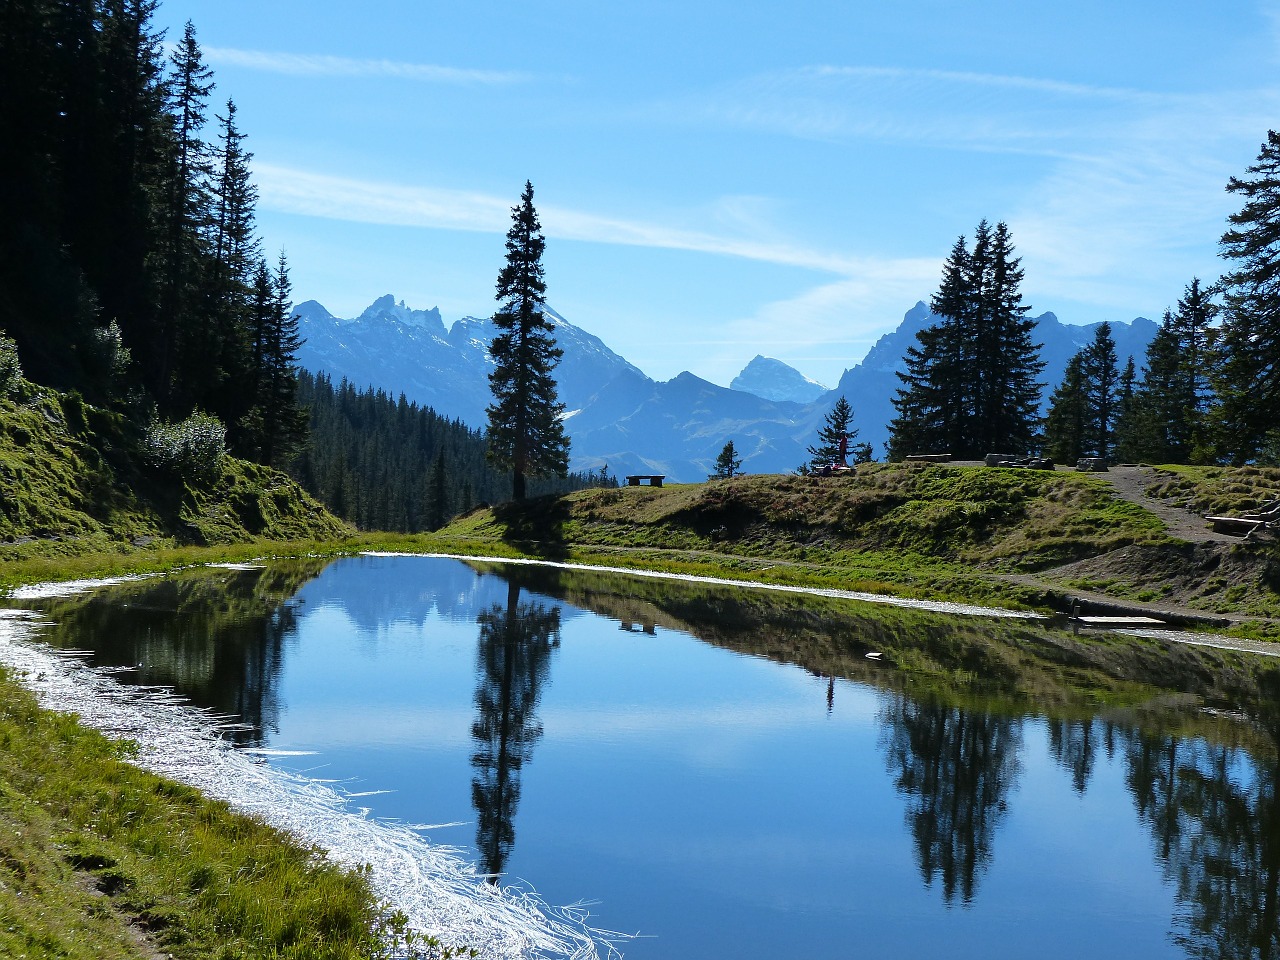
[906,453,951,463]
[1205,498,1280,538]
[625,475,665,487]
[985,453,1055,470]
[1206,515,1267,535]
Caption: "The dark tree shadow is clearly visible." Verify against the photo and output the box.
[492,494,571,559]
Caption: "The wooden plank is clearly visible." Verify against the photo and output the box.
[1076,615,1166,628]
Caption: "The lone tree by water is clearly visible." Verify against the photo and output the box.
[711,440,743,479]
[485,181,570,500]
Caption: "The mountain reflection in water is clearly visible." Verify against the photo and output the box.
[18,554,1280,959]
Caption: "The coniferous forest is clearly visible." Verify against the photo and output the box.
[293,372,612,533]
[0,2,303,459]
[0,1,610,532]
[886,134,1280,466]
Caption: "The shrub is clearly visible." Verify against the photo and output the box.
[92,321,131,383]
[144,411,227,480]
[0,333,22,396]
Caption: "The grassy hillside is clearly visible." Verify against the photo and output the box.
[0,668,390,960]
[438,463,1280,627]
[0,380,348,567]
[441,465,1170,605]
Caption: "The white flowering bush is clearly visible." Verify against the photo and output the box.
[144,411,226,479]
[0,333,22,397]
[92,321,131,382]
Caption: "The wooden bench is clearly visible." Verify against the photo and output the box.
[1206,515,1267,535]
[625,475,665,487]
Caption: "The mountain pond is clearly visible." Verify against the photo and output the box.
[15,554,1280,959]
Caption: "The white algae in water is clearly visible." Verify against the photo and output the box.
[0,608,624,960]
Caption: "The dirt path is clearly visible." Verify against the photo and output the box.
[1096,464,1238,543]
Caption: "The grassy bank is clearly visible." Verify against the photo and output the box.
[0,665,389,960]
[434,465,1170,608]
[431,464,1280,632]
[0,382,466,958]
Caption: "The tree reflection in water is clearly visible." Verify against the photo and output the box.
[1125,670,1280,960]
[1047,717,1106,795]
[879,694,1022,905]
[469,580,561,881]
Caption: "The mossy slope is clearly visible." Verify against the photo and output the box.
[0,382,347,559]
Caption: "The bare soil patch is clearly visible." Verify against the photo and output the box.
[1097,465,1239,543]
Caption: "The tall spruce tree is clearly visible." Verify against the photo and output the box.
[1213,131,1280,463]
[1043,355,1087,463]
[1123,298,1215,465]
[156,20,214,399]
[485,181,569,500]
[1168,279,1217,458]
[888,221,1043,459]
[239,253,303,468]
[1112,358,1142,462]
[978,222,1044,454]
[1044,324,1120,463]
[1080,322,1120,459]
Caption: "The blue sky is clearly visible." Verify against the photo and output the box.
[154,0,1280,387]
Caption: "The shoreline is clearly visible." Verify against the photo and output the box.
[0,605,622,960]
[376,551,1280,658]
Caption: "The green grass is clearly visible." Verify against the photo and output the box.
[430,464,1179,612]
[0,668,385,960]
[0,382,347,555]
[1145,463,1280,516]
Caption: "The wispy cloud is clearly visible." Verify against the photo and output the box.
[660,62,1275,159]
[805,65,1164,104]
[254,164,867,275]
[203,46,528,85]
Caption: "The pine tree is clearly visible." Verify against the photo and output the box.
[1044,325,1120,463]
[1112,358,1143,462]
[485,181,569,500]
[1213,131,1280,463]
[977,222,1044,454]
[258,252,306,465]
[1043,355,1087,464]
[807,396,858,470]
[1169,279,1217,456]
[156,20,214,397]
[1131,313,1193,463]
[888,221,1043,459]
[887,235,972,459]
[711,440,743,479]
[1080,322,1120,459]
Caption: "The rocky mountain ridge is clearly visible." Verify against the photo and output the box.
[293,296,1157,482]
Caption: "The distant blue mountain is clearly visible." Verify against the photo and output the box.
[294,296,1157,482]
[294,295,645,430]
[730,355,829,403]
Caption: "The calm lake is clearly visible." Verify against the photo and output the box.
[20,554,1280,959]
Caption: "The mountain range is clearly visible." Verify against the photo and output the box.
[293,296,1157,482]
